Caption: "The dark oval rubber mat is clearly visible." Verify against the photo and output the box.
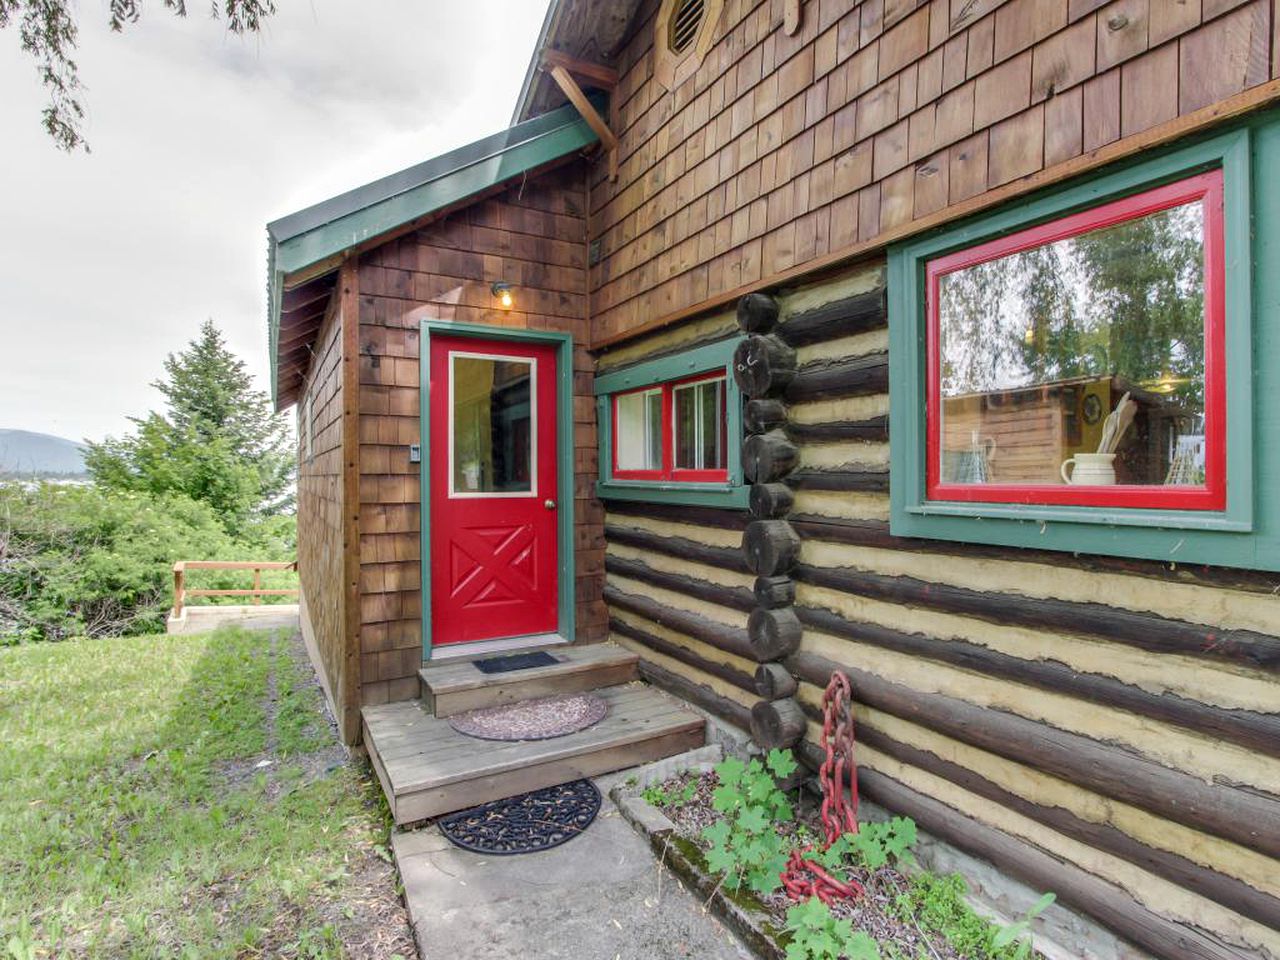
[436,779,602,855]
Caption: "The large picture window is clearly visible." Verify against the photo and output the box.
[888,125,1275,569]
[595,338,746,508]
[927,171,1225,511]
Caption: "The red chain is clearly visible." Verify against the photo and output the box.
[780,671,864,904]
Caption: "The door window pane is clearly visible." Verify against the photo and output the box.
[616,388,662,470]
[937,197,1208,488]
[674,377,726,471]
[451,355,533,494]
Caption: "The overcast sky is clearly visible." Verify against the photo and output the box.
[0,1,549,443]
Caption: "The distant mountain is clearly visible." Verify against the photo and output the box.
[0,430,88,476]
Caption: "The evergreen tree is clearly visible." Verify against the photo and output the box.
[85,319,293,524]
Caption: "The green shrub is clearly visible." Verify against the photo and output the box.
[0,481,295,642]
[701,749,798,895]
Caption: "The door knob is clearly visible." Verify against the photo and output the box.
[544,499,557,510]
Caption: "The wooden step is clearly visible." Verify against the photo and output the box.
[362,683,704,825]
[419,642,640,717]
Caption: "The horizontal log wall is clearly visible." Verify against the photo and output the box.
[596,314,763,733]
[355,162,608,706]
[586,0,1279,342]
[770,261,1280,960]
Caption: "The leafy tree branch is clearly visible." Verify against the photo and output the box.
[0,0,276,151]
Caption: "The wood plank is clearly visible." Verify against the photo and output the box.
[540,48,620,88]
[603,585,758,661]
[361,685,705,825]
[424,654,640,716]
[786,513,1280,597]
[367,686,666,760]
[610,618,757,693]
[420,642,636,693]
[339,258,362,746]
[394,725,704,823]
[793,560,1280,673]
[373,698,679,765]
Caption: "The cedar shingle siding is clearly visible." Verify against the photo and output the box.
[354,162,608,706]
[586,0,1274,341]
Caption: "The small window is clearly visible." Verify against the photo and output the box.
[449,352,535,496]
[926,171,1225,511]
[595,338,746,508]
[612,372,728,482]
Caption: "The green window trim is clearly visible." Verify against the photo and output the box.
[889,120,1280,572]
[594,337,749,509]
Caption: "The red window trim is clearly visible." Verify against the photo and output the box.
[924,169,1227,511]
[612,369,730,483]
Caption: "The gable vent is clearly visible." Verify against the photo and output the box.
[669,0,705,53]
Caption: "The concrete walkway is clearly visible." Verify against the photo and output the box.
[392,772,754,960]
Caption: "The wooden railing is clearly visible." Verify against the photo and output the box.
[171,561,298,618]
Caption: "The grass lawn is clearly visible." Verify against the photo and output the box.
[0,627,415,959]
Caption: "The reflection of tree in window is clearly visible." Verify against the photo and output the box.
[937,199,1207,486]
[452,358,532,493]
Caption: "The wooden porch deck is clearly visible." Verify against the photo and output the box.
[363,649,705,825]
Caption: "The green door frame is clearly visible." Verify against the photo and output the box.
[418,320,577,660]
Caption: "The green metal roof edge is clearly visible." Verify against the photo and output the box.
[266,99,600,406]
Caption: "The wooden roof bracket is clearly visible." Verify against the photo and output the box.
[544,58,619,182]
[784,0,802,35]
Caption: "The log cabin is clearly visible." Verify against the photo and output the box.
[265,1,1280,956]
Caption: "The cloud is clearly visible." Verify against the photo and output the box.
[0,1,549,443]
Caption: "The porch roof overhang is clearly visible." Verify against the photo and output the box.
[266,100,601,410]
[512,0,640,123]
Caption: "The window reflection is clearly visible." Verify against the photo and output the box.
[937,198,1207,487]
[674,377,726,471]
[616,387,663,471]
[451,356,533,494]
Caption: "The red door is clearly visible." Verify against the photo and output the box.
[428,334,559,646]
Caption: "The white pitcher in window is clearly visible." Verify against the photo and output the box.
[1060,452,1117,485]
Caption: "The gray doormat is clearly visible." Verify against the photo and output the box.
[472,651,560,674]
[447,693,608,741]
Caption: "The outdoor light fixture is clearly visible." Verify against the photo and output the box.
[491,281,514,309]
